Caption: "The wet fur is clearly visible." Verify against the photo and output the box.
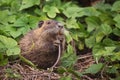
[19,20,64,69]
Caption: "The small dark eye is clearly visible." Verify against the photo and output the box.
[47,21,51,24]
[38,21,44,28]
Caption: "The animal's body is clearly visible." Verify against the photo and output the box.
[19,20,65,69]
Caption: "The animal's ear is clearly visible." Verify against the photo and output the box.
[38,21,44,28]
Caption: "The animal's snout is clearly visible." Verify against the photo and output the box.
[57,23,64,29]
[58,25,63,28]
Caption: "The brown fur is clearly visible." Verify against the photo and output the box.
[19,20,65,69]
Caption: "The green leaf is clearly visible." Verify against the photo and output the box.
[0,58,8,66]
[0,53,8,66]
[84,63,103,74]
[0,0,13,5]
[99,13,115,25]
[106,66,117,74]
[85,36,96,48]
[10,29,22,38]
[43,5,60,18]
[64,30,72,43]
[103,38,116,46]
[60,75,72,80]
[6,47,20,56]
[114,14,120,29]
[112,1,120,11]
[113,28,120,37]
[112,52,120,61]
[61,44,77,68]
[95,32,105,43]
[63,6,83,18]
[105,46,116,52]
[82,7,101,17]
[101,24,112,35]
[66,18,79,29]
[0,35,20,56]
[13,15,38,34]
[0,10,16,25]
[47,10,56,18]
[20,0,40,10]
[93,2,111,11]
[92,44,104,60]
[85,16,100,32]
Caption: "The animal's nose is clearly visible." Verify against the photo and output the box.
[58,23,64,28]
[58,25,63,28]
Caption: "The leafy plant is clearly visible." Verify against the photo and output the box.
[0,0,120,79]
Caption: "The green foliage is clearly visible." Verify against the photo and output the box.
[61,44,78,68]
[0,35,20,56]
[84,63,103,74]
[60,75,72,80]
[43,5,60,18]
[20,0,40,10]
[5,68,22,79]
[0,0,120,79]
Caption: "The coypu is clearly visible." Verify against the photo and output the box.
[19,20,65,69]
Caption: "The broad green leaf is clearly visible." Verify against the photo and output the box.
[0,54,8,66]
[0,10,16,25]
[67,44,74,54]
[82,7,101,17]
[13,15,38,34]
[99,13,115,25]
[1,26,22,38]
[66,18,79,29]
[84,63,103,74]
[0,0,13,5]
[101,24,112,35]
[10,29,22,38]
[85,16,100,32]
[60,75,72,80]
[64,30,72,43]
[20,0,40,10]
[0,58,8,66]
[11,0,21,11]
[85,36,96,48]
[1,36,17,48]
[47,10,56,18]
[92,44,104,60]
[0,35,20,56]
[113,28,120,37]
[61,52,77,68]
[63,6,83,18]
[111,52,120,61]
[43,5,60,18]
[93,45,116,57]
[13,16,29,27]
[95,32,104,43]
[6,47,20,56]
[43,5,59,13]
[61,44,77,68]
[93,2,111,11]
[112,1,120,11]
[105,47,116,55]
[106,66,117,74]
[114,14,120,29]
[103,38,116,46]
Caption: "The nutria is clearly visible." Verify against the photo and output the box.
[19,20,65,69]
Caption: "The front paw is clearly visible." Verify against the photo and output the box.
[54,40,60,46]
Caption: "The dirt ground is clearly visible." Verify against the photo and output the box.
[0,53,109,80]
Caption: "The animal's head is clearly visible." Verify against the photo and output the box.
[37,20,64,39]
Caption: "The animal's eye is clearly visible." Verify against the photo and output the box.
[38,21,44,28]
[47,21,51,24]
